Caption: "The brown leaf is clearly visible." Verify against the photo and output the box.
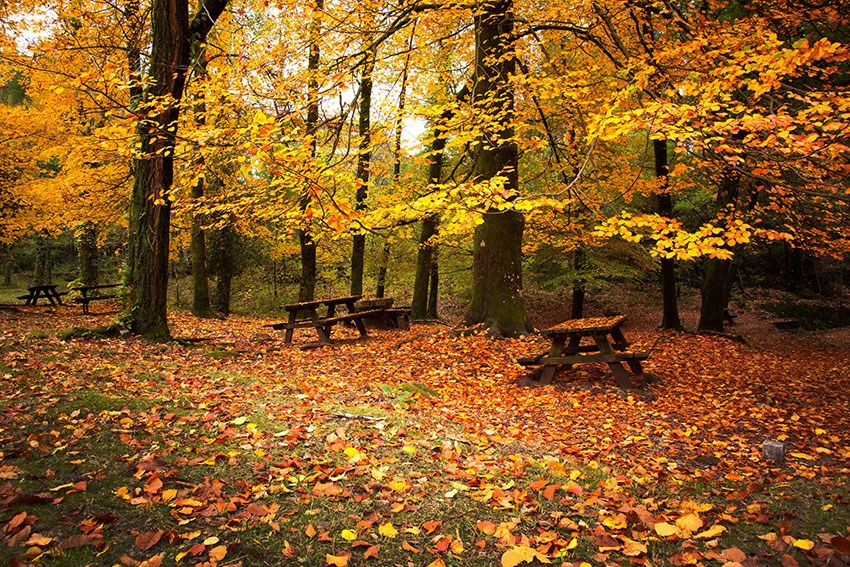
[55,533,102,552]
[135,530,164,551]
[363,544,379,559]
[780,554,800,567]
[208,545,227,561]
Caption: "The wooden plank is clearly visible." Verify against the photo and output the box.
[540,315,627,337]
[321,309,384,325]
[538,351,649,365]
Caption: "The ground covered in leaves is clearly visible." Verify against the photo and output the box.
[1,300,849,566]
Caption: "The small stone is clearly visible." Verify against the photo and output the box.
[762,440,785,462]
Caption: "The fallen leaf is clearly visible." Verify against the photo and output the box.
[135,530,164,551]
[326,553,349,566]
[501,545,551,567]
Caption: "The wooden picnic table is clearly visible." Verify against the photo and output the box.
[71,283,121,314]
[269,295,384,344]
[18,284,66,306]
[520,315,648,388]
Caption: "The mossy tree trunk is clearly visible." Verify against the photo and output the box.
[78,223,98,287]
[463,0,530,337]
[189,52,214,318]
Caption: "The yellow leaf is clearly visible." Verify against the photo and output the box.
[603,515,627,530]
[676,513,703,533]
[203,536,220,545]
[793,539,815,551]
[378,523,398,538]
[326,554,349,566]
[426,558,448,567]
[501,545,552,567]
[694,524,726,539]
[654,522,679,537]
[622,537,647,556]
[341,529,357,541]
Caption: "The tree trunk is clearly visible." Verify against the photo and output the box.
[570,247,585,319]
[655,139,683,330]
[211,223,235,316]
[32,238,51,286]
[1,244,11,286]
[375,240,389,298]
[412,217,437,320]
[189,50,214,318]
[350,49,375,297]
[463,0,529,337]
[698,173,740,332]
[298,0,322,303]
[126,0,228,340]
[427,247,439,319]
[78,223,98,286]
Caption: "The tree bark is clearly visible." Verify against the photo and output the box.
[78,223,98,287]
[350,48,375,297]
[427,246,439,319]
[698,172,740,332]
[375,240,389,298]
[570,249,585,319]
[463,0,529,337]
[32,237,51,286]
[412,216,437,320]
[126,0,228,340]
[298,0,322,303]
[189,51,214,318]
[655,139,683,330]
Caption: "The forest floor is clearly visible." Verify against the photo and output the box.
[1,290,849,566]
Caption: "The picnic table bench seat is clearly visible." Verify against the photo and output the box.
[18,285,66,305]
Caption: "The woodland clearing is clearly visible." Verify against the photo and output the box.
[1,294,849,566]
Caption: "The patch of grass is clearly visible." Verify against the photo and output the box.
[58,324,123,341]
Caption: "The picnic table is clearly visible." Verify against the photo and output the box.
[18,284,66,305]
[71,283,121,314]
[267,295,384,345]
[520,315,648,388]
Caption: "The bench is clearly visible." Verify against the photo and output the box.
[70,283,121,314]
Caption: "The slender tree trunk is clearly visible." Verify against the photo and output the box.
[427,247,439,319]
[78,223,98,286]
[698,173,740,332]
[350,49,375,297]
[189,52,214,318]
[412,217,437,320]
[655,139,683,330]
[211,224,235,316]
[1,244,11,286]
[375,241,389,298]
[298,0,322,303]
[32,238,50,286]
[570,249,585,319]
[464,0,529,337]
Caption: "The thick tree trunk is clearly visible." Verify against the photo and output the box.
[350,50,375,297]
[211,224,235,316]
[78,223,98,286]
[655,139,683,330]
[127,0,189,340]
[463,0,529,337]
[126,0,228,339]
[698,173,740,332]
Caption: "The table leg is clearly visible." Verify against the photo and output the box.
[539,334,568,385]
[593,333,632,389]
[284,311,298,343]
[610,327,643,374]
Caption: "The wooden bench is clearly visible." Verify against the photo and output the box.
[384,307,411,330]
[70,283,122,314]
[268,295,378,345]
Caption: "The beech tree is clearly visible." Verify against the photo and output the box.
[127,0,229,339]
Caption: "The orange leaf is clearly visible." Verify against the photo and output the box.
[423,520,442,534]
[402,541,420,553]
[209,545,227,561]
[326,553,349,566]
[363,545,379,559]
[305,524,317,538]
[427,558,448,567]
